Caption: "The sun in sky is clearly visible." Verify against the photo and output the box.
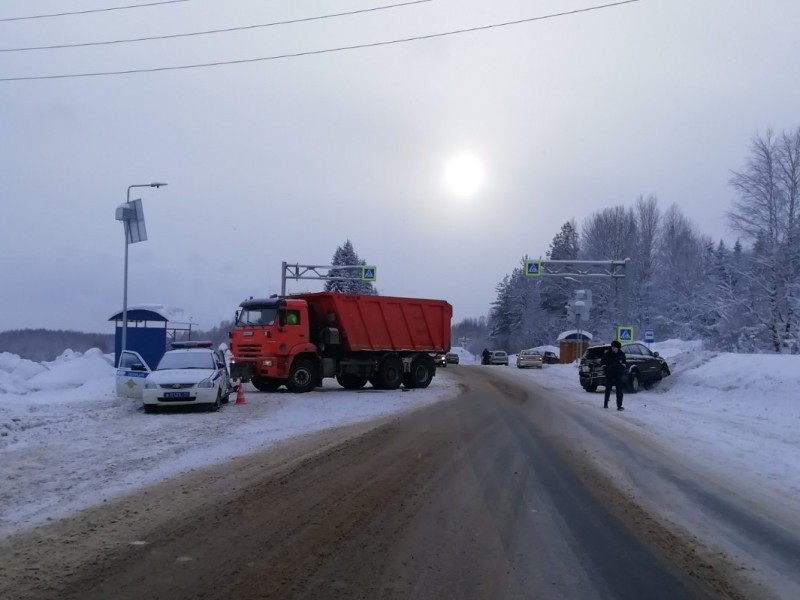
[444,153,486,198]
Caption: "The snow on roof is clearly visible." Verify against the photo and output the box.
[557,330,593,341]
[107,303,193,326]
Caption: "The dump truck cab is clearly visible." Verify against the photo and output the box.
[229,297,317,389]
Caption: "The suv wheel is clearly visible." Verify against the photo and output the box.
[583,385,597,393]
[627,372,640,394]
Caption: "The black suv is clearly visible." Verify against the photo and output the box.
[579,343,670,393]
[541,351,559,364]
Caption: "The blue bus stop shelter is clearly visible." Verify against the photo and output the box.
[109,304,193,369]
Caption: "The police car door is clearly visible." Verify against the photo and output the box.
[115,350,151,399]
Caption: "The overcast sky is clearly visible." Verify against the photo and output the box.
[1,0,799,333]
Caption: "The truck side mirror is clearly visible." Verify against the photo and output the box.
[228,331,232,339]
[279,312,286,326]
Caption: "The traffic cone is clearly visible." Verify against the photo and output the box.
[235,384,247,405]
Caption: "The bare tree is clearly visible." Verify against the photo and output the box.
[729,128,800,351]
[654,205,715,340]
[580,206,637,337]
[633,195,661,329]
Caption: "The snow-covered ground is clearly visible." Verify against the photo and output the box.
[0,349,458,538]
[500,340,800,518]
[3,340,799,539]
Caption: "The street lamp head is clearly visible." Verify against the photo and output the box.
[150,182,168,188]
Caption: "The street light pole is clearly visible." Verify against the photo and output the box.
[119,182,167,363]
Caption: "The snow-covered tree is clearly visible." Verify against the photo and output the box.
[540,220,580,319]
[580,206,637,339]
[728,128,800,351]
[632,195,660,330]
[651,205,715,340]
[324,240,377,295]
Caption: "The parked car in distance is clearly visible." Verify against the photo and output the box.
[141,342,233,413]
[516,350,543,369]
[488,351,509,366]
[434,353,447,367]
[445,352,460,364]
[578,342,670,393]
[541,351,559,364]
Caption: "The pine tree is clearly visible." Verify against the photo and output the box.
[325,240,377,295]
[540,221,580,321]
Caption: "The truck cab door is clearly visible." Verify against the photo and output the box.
[115,350,151,399]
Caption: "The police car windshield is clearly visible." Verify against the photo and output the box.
[237,308,277,326]
[156,352,215,370]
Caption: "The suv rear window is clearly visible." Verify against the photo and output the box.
[584,347,609,360]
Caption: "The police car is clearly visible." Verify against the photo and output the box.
[116,342,233,413]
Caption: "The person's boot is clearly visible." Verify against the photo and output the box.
[617,406,624,411]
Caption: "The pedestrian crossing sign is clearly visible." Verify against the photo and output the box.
[525,260,542,277]
[616,326,634,342]
[361,266,377,282]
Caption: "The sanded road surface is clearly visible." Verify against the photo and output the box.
[1,367,759,599]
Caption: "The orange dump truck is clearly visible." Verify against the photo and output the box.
[229,292,452,393]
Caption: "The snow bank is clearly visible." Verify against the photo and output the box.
[0,349,458,538]
[449,347,476,363]
[0,348,114,396]
[508,343,800,517]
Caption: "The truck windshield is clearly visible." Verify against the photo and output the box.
[237,308,277,326]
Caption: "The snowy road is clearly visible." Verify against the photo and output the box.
[0,371,459,538]
[0,366,763,600]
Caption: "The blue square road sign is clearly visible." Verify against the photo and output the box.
[525,260,542,277]
[361,266,377,282]
[616,326,634,342]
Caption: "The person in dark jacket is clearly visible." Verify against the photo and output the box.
[601,340,627,411]
[481,348,491,365]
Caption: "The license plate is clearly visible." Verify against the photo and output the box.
[163,391,190,399]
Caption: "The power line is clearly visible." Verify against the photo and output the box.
[0,0,642,82]
[0,0,190,23]
[0,0,434,52]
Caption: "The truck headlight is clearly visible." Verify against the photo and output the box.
[197,378,214,388]
[262,360,272,366]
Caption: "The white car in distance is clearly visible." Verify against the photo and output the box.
[142,342,232,413]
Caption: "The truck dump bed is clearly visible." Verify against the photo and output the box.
[292,292,452,353]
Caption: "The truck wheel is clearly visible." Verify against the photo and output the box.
[287,359,318,393]
[252,377,281,393]
[375,355,403,390]
[336,374,368,390]
[404,356,435,389]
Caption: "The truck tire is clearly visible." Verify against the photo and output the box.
[375,354,403,390]
[287,359,318,393]
[252,377,281,393]
[403,356,435,389]
[336,373,368,390]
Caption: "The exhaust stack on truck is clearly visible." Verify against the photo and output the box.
[230,292,452,393]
